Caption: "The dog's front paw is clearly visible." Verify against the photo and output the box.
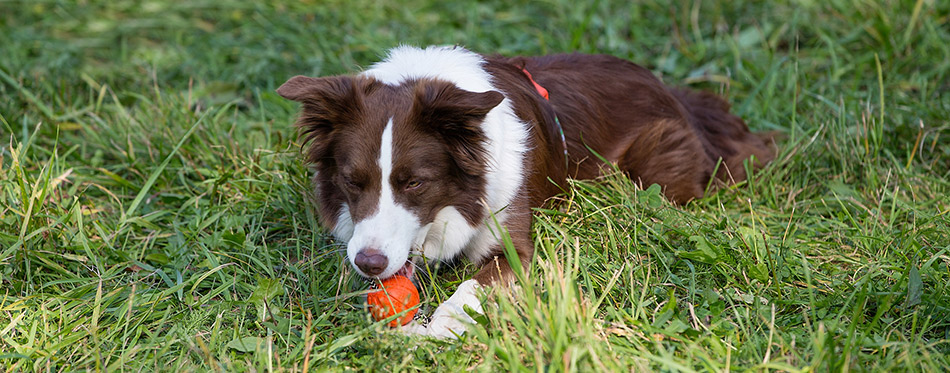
[399,279,482,339]
[399,319,429,336]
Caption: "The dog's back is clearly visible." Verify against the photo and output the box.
[487,53,775,203]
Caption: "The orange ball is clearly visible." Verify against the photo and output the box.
[366,275,419,327]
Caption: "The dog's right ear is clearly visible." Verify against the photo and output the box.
[277,75,363,115]
[277,75,368,164]
[276,75,318,102]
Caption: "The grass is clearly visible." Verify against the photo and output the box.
[1,0,949,371]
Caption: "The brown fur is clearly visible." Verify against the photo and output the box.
[473,53,775,284]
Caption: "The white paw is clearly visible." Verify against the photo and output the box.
[399,279,482,339]
[399,319,428,335]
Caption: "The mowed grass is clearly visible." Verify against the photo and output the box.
[1,0,949,370]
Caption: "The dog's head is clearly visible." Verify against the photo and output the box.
[278,75,503,279]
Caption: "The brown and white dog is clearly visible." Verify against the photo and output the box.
[277,45,774,338]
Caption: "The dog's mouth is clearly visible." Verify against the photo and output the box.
[393,261,414,279]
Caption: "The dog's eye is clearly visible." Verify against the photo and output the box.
[405,180,423,190]
[341,175,361,190]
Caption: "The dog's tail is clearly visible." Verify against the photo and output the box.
[672,88,777,183]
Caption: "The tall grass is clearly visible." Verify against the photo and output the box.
[1,0,948,371]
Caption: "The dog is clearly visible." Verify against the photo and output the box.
[277,45,774,338]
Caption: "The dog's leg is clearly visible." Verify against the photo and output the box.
[403,203,533,339]
[615,118,713,203]
[401,278,483,338]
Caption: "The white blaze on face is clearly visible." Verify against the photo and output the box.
[346,118,422,278]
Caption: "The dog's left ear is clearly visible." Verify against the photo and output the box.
[415,82,504,124]
[415,82,504,175]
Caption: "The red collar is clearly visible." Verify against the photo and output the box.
[521,68,549,100]
[522,67,569,171]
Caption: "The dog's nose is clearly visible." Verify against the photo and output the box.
[354,249,388,277]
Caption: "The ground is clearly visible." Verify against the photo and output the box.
[1,0,948,371]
